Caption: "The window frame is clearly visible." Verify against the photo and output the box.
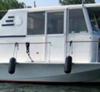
[46,10,64,35]
[87,7,100,33]
[68,8,88,34]
[27,11,45,35]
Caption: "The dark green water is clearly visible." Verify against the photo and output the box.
[0,83,100,92]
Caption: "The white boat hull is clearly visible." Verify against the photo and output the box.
[0,63,100,83]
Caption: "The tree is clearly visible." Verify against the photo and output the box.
[0,0,25,10]
[59,0,95,5]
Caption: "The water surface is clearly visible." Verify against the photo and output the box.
[0,83,100,92]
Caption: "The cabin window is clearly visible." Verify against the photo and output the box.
[27,12,45,35]
[0,11,7,20]
[87,7,100,32]
[69,9,87,33]
[47,12,64,34]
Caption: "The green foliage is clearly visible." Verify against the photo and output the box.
[0,0,25,10]
[59,0,95,5]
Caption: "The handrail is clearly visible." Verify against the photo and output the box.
[66,41,100,43]
[0,41,99,45]
[0,41,99,44]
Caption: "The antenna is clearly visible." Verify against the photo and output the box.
[82,0,85,6]
[34,1,36,7]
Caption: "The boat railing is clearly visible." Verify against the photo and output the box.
[66,40,100,63]
[0,42,52,45]
[0,42,52,63]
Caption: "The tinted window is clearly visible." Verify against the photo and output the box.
[69,9,87,33]
[27,12,45,35]
[47,12,64,34]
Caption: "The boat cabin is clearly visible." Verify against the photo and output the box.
[0,4,100,63]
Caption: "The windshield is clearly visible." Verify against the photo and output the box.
[87,7,100,32]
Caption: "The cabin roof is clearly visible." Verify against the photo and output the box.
[8,3,100,12]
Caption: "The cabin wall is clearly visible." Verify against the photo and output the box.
[0,10,27,36]
[0,9,65,63]
[67,33,92,63]
[67,8,93,63]
[46,35,65,63]
[0,10,28,63]
[0,5,99,63]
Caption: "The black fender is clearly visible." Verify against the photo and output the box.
[8,57,16,74]
[64,56,72,73]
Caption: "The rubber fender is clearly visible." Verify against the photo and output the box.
[8,57,16,74]
[64,56,72,73]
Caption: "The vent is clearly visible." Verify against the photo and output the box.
[6,20,14,22]
[2,16,15,27]
[2,24,14,26]
[8,16,14,18]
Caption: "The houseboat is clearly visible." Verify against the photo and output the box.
[0,3,100,83]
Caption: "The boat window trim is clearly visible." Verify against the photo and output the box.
[82,6,93,34]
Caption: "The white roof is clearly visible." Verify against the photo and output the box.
[9,3,100,12]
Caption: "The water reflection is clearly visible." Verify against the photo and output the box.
[0,83,100,92]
